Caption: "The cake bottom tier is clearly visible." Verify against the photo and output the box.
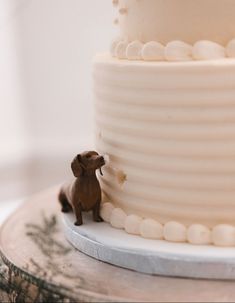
[94,54,235,246]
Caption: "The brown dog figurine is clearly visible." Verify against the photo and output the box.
[58,151,105,226]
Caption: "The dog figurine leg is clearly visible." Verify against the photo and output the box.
[92,199,103,222]
[72,202,83,226]
[58,190,72,213]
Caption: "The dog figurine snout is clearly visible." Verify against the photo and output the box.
[100,155,105,164]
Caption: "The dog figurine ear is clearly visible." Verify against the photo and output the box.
[71,154,83,177]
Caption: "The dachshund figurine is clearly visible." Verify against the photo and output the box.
[58,151,105,226]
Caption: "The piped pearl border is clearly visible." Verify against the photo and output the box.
[100,202,235,247]
[110,39,235,62]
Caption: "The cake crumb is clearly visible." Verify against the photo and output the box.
[116,170,127,186]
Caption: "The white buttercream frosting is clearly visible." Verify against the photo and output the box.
[113,0,235,45]
[111,1,235,61]
[141,41,165,61]
[187,224,211,245]
[92,1,235,247]
[126,40,143,60]
[103,154,110,165]
[100,201,235,246]
[125,214,142,235]
[115,41,128,59]
[110,208,127,229]
[100,202,114,223]
[110,39,121,57]
[212,225,235,247]
[164,222,187,243]
[140,219,163,240]
[111,38,235,62]
[165,41,192,61]
[193,41,225,60]
[94,54,235,246]
[111,0,235,61]
[226,39,235,58]
[101,191,109,203]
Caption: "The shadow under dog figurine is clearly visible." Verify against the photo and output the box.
[58,151,105,226]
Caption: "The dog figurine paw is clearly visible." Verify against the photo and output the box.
[58,151,105,226]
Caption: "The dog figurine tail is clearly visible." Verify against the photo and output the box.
[58,188,72,213]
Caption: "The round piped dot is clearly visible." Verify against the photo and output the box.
[110,208,127,229]
[100,202,114,223]
[141,41,165,61]
[119,7,128,15]
[212,225,235,247]
[187,224,211,245]
[164,221,187,242]
[165,40,193,61]
[140,219,163,239]
[193,40,225,60]
[125,215,142,235]
[126,41,143,60]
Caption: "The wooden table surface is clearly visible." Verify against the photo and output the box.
[0,187,235,302]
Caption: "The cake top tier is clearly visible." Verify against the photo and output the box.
[113,0,235,45]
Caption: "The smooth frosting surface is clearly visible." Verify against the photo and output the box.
[94,54,235,233]
[113,0,235,45]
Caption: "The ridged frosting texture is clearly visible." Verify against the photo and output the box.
[94,54,235,240]
[112,0,235,45]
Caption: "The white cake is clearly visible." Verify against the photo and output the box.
[94,0,235,247]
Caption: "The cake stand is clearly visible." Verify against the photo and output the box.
[1,187,235,302]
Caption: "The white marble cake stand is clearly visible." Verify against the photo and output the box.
[63,212,235,280]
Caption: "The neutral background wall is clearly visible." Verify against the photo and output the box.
[0,0,117,200]
[0,0,116,161]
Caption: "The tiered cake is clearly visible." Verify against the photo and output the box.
[94,0,235,247]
